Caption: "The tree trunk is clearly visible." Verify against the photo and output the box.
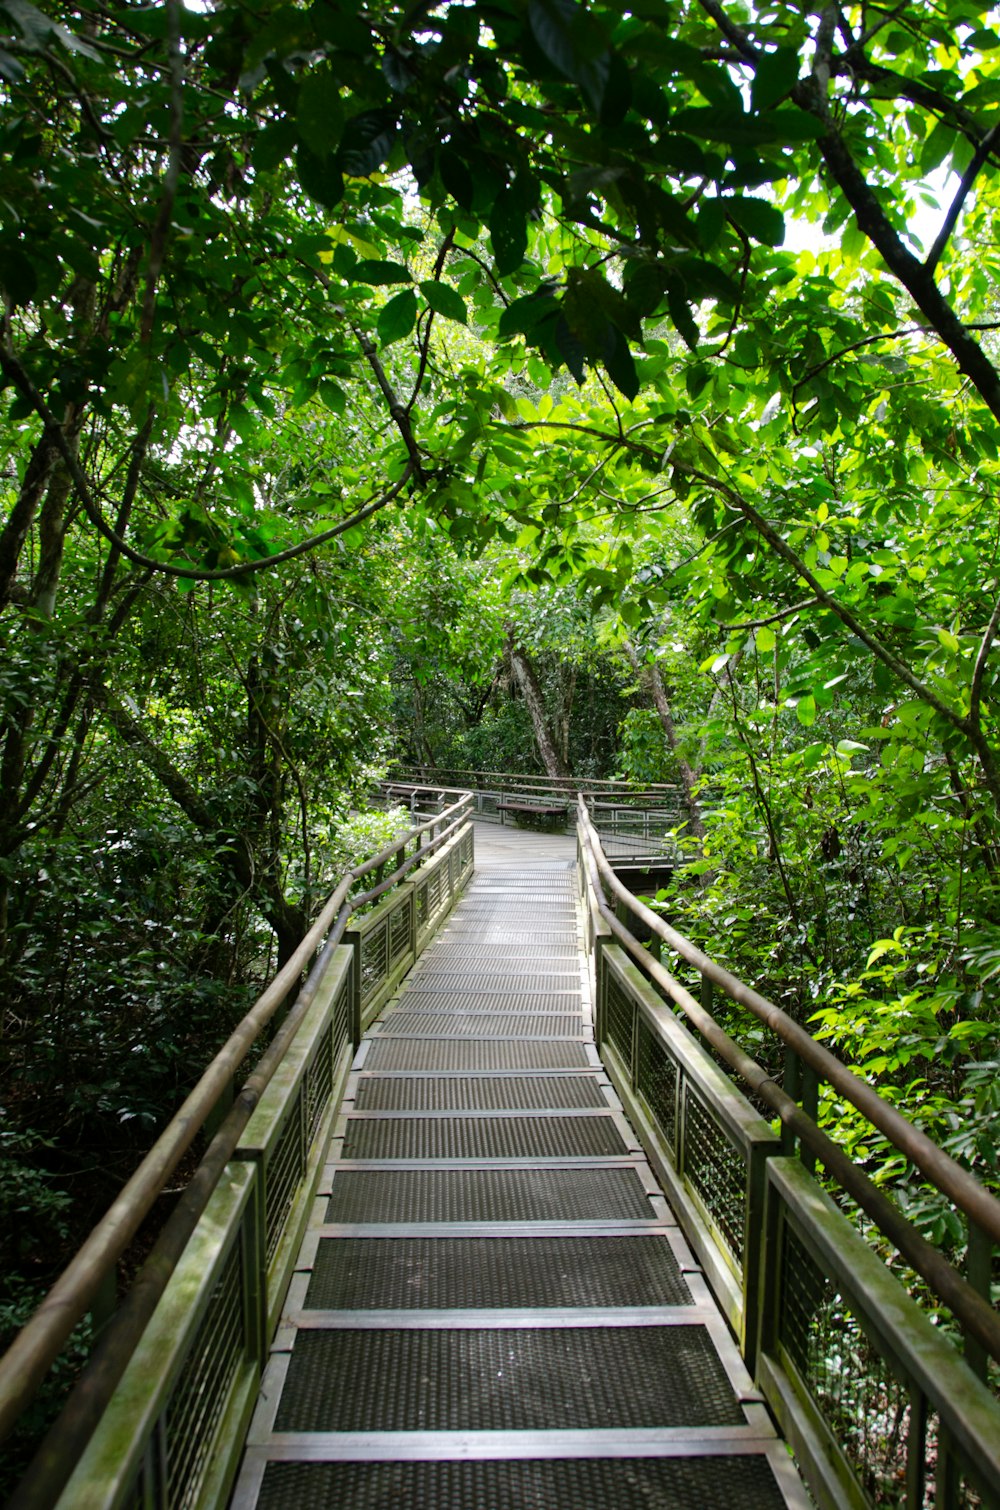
[626,645,706,842]
[0,436,59,612]
[100,689,306,961]
[505,630,572,779]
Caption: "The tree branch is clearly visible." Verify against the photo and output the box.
[0,343,414,579]
[926,124,1000,276]
[406,225,454,416]
[793,107,1000,425]
[140,0,184,344]
[970,590,1000,731]
[676,463,966,730]
[354,325,426,478]
[811,5,839,102]
[696,0,758,63]
[719,598,819,631]
[791,321,1000,404]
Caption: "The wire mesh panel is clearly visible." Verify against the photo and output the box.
[303,1020,333,1151]
[590,805,681,861]
[354,1074,607,1110]
[412,831,470,951]
[325,1165,655,1223]
[304,1234,692,1310]
[427,864,444,916]
[761,1159,1000,1510]
[604,968,635,1074]
[636,1012,678,1153]
[264,1098,306,1266]
[58,1166,262,1510]
[164,1233,248,1509]
[332,965,350,1062]
[341,1112,627,1160]
[347,885,421,1037]
[779,1221,927,1508]
[236,947,355,1337]
[359,918,389,1007]
[276,1325,745,1432]
[683,1089,746,1266]
[388,894,411,969]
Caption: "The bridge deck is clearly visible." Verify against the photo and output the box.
[232,828,806,1508]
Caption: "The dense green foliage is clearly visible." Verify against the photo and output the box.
[3,0,1000,1447]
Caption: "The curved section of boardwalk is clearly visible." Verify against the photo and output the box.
[233,826,806,1508]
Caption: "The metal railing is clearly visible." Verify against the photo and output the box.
[390,763,681,802]
[1,795,475,1510]
[381,772,686,857]
[578,796,1000,1509]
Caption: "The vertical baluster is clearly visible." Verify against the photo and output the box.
[904,1386,928,1510]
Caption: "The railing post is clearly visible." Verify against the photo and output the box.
[782,1046,800,1157]
[800,1063,819,1176]
[88,1264,118,1342]
[965,1220,992,1380]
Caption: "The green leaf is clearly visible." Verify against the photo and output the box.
[0,243,38,305]
[420,280,468,323]
[338,109,397,177]
[528,0,611,115]
[725,196,785,246]
[296,68,344,158]
[795,694,817,727]
[382,44,415,92]
[920,119,956,175]
[499,289,559,339]
[439,147,476,210]
[295,145,344,209]
[490,189,528,276]
[666,284,699,350]
[602,324,639,399]
[254,119,298,173]
[318,380,346,413]
[354,259,412,285]
[750,46,801,112]
[377,288,418,346]
[673,106,824,145]
[755,624,776,652]
[309,0,371,52]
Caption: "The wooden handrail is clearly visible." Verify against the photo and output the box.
[390,764,681,798]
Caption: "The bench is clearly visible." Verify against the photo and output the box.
[495,801,569,830]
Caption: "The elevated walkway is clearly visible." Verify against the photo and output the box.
[232,825,806,1507]
[10,799,999,1510]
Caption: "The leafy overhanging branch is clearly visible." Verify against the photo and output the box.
[675,462,1000,810]
[0,346,416,583]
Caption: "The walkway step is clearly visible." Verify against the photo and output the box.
[351,1074,611,1109]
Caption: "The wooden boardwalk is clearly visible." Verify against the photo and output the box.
[232,824,806,1508]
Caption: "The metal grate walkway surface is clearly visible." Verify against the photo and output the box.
[232,832,807,1509]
